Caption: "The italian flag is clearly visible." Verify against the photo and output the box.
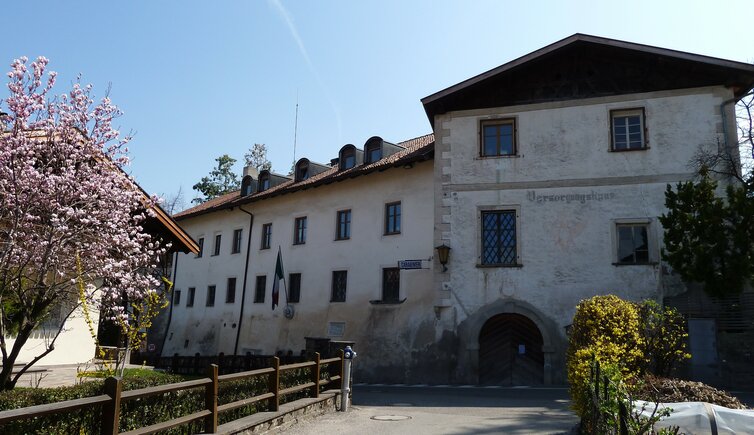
[272,247,284,310]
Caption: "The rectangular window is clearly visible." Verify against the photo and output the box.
[196,238,204,258]
[232,229,243,254]
[382,268,400,303]
[226,277,236,303]
[261,223,272,249]
[187,287,195,307]
[331,271,347,302]
[366,145,381,163]
[336,210,351,240]
[481,118,516,157]
[616,224,649,264]
[213,234,221,256]
[481,210,517,265]
[174,289,181,306]
[342,153,355,169]
[206,285,216,307]
[254,275,266,303]
[289,273,301,303]
[611,108,646,151]
[294,217,307,245]
[385,202,401,235]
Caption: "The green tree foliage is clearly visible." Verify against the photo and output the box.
[192,154,240,204]
[659,169,754,297]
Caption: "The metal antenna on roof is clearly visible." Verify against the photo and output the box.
[292,90,299,168]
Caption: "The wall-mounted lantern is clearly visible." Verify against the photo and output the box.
[435,244,451,272]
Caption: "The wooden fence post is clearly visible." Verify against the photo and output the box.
[269,357,280,412]
[312,352,321,398]
[101,377,122,435]
[618,400,628,435]
[205,364,218,433]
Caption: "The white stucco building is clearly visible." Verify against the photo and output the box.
[164,135,437,381]
[162,35,754,385]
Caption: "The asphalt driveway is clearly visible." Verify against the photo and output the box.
[283,385,579,435]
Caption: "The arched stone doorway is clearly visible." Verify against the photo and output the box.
[478,313,544,385]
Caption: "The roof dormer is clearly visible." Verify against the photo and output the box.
[294,158,330,182]
[338,144,363,170]
[240,166,259,197]
[257,170,291,193]
[363,136,404,164]
[241,175,256,197]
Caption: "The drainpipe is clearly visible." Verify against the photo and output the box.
[233,206,254,355]
[160,251,180,356]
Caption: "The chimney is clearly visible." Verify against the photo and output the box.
[243,166,260,179]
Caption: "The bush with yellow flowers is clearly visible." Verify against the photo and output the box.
[566,295,644,418]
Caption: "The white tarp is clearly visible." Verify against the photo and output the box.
[633,400,754,434]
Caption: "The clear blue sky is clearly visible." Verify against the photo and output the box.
[2,1,752,207]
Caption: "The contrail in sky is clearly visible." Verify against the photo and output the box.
[268,0,344,146]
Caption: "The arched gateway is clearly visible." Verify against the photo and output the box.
[478,313,545,385]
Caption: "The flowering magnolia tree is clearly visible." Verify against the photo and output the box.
[0,57,168,389]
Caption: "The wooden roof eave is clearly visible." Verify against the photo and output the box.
[150,204,200,254]
[421,33,754,124]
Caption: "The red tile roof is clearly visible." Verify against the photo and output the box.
[175,133,434,220]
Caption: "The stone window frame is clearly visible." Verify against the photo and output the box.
[206,285,216,307]
[261,223,272,250]
[226,277,237,304]
[288,272,302,303]
[253,275,266,304]
[212,233,222,256]
[231,228,243,254]
[384,201,401,235]
[335,209,352,241]
[381,267,401,303]
[611,217,657,266]
[609,107,648,151]
[293,216,307,245]
[330,270,348,302]
[476,205,522,268]
[479,117,518,157]
[196,237,204,258]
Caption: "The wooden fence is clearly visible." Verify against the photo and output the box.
[134,352,307,376]
[0,352,344,435]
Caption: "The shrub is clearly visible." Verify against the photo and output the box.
[0,370,197,434]
[0,365,326,434]
[637,301,690,377]
[567,295,644,418]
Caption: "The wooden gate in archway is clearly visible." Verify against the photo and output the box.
[479,313,544,385]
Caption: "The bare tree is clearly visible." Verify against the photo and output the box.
[691,93,753,183]
[161,186,186,216]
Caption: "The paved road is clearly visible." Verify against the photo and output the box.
[283,385,579,435]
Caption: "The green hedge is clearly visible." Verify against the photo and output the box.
[0,366,322,434]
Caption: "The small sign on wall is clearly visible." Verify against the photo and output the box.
[398,260,424,269]
[328,322,345,337]
[518,344,526,354]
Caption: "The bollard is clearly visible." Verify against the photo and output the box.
[340,345,356,412]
